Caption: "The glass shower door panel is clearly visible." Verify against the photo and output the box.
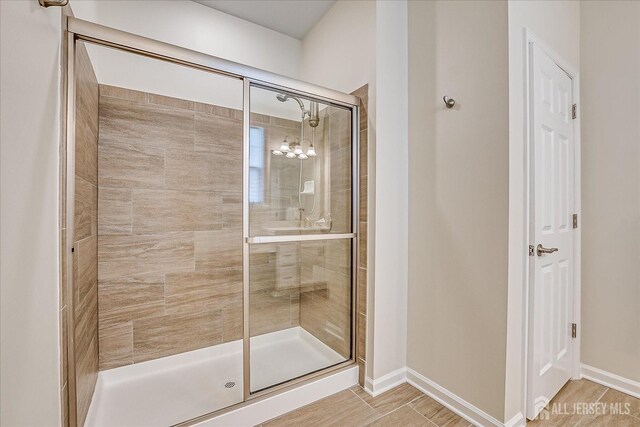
[249,239,352,392]
[248,85,353,237]
[248,84,354,393]
[81,41,245,426]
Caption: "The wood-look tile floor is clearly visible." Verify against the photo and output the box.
[527,379,640,426]
[261,380,640,427]
[261,383,472,427]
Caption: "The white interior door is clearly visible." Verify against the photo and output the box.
[527,44,575,420]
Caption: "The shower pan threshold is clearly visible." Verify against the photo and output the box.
[85,326,345,427]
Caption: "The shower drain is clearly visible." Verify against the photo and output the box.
[224,381,236,389]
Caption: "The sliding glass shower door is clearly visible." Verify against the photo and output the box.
[66,17,359,426]
[246,85,356,393]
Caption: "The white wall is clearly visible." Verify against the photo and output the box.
[505,1,580,420]
[301,0,409,386]
[370,0,408,383]
[580,0,640,383]
[0,1,62,425]
[72,0,303,120]
[407,0,509,421]
[300,0,375,96]
[72,0,301,78]
[301,0,410,387]
[83,42,245,110]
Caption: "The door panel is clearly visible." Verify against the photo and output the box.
[246,84,354,394]
[527,44,575,420]
[248,239,352,392]
[247,85,352,237]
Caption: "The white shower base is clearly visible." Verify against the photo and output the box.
[85,326,345,427]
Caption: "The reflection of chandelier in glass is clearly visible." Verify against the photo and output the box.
[272,136,316,160]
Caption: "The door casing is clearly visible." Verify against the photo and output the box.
[522,28,581,420]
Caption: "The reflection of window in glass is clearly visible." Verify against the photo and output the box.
[249,126,265,204]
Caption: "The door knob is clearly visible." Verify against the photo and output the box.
[537,244,559,256]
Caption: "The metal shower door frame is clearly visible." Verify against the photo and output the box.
[63,17,360,427]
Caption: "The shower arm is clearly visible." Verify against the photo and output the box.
[290,96,306,115]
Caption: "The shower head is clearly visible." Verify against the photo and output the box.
[276,93,306,113]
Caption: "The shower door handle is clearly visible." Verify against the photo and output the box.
[536,244,558,256]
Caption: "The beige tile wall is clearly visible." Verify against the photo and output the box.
[97,85,243,369]
[249,243,301,336]
[72,42,100,427]
[97,86,304,369]
[297,106,352,235]
[353,85,369,385]
[298,101,359,361]
[249,112,302,235]
[299,239,352,358]
[248,113,304,337]
[97,84,367,382]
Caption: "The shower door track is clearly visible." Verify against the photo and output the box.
[67,18,358,107]
[64,16,360,427]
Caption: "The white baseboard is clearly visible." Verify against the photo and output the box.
[581,364,640,399]
[364,367,407,397]
[196,366,358,426]
[504,412,525,427]
[406,368,508,427]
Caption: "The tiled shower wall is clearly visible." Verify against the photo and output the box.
[96,83,368,380]
[354,85,368,386]
[298,104,353,358]
[295,87,368,380]
[97,85,243,369]
[249,113,303,337]
[69,42,100,427]
[97,86,303,369]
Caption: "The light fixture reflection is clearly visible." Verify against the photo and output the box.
[307,145,316,157]
[272,136,315,160]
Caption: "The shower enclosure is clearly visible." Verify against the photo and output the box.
[63,17,359,427]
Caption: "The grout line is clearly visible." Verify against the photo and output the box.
[592,386,640,422]
[162,274,167,316]
[594,387,610,403]
[364,403,408,425]
[407,404,438,427]
[349,387,376,412]
[407,394,424,405]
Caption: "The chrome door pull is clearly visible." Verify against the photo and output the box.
[537,244,558,256]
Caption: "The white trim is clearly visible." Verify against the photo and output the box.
[195,366,358,426]
[406,368,509,427]
[521,27,581,420]
[363,367,407,397]
[581,364,640,399]
[365,367,528,427]
[571,74,582,382]
[504,412,526,427]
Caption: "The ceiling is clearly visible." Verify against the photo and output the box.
[192,0,336,39]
